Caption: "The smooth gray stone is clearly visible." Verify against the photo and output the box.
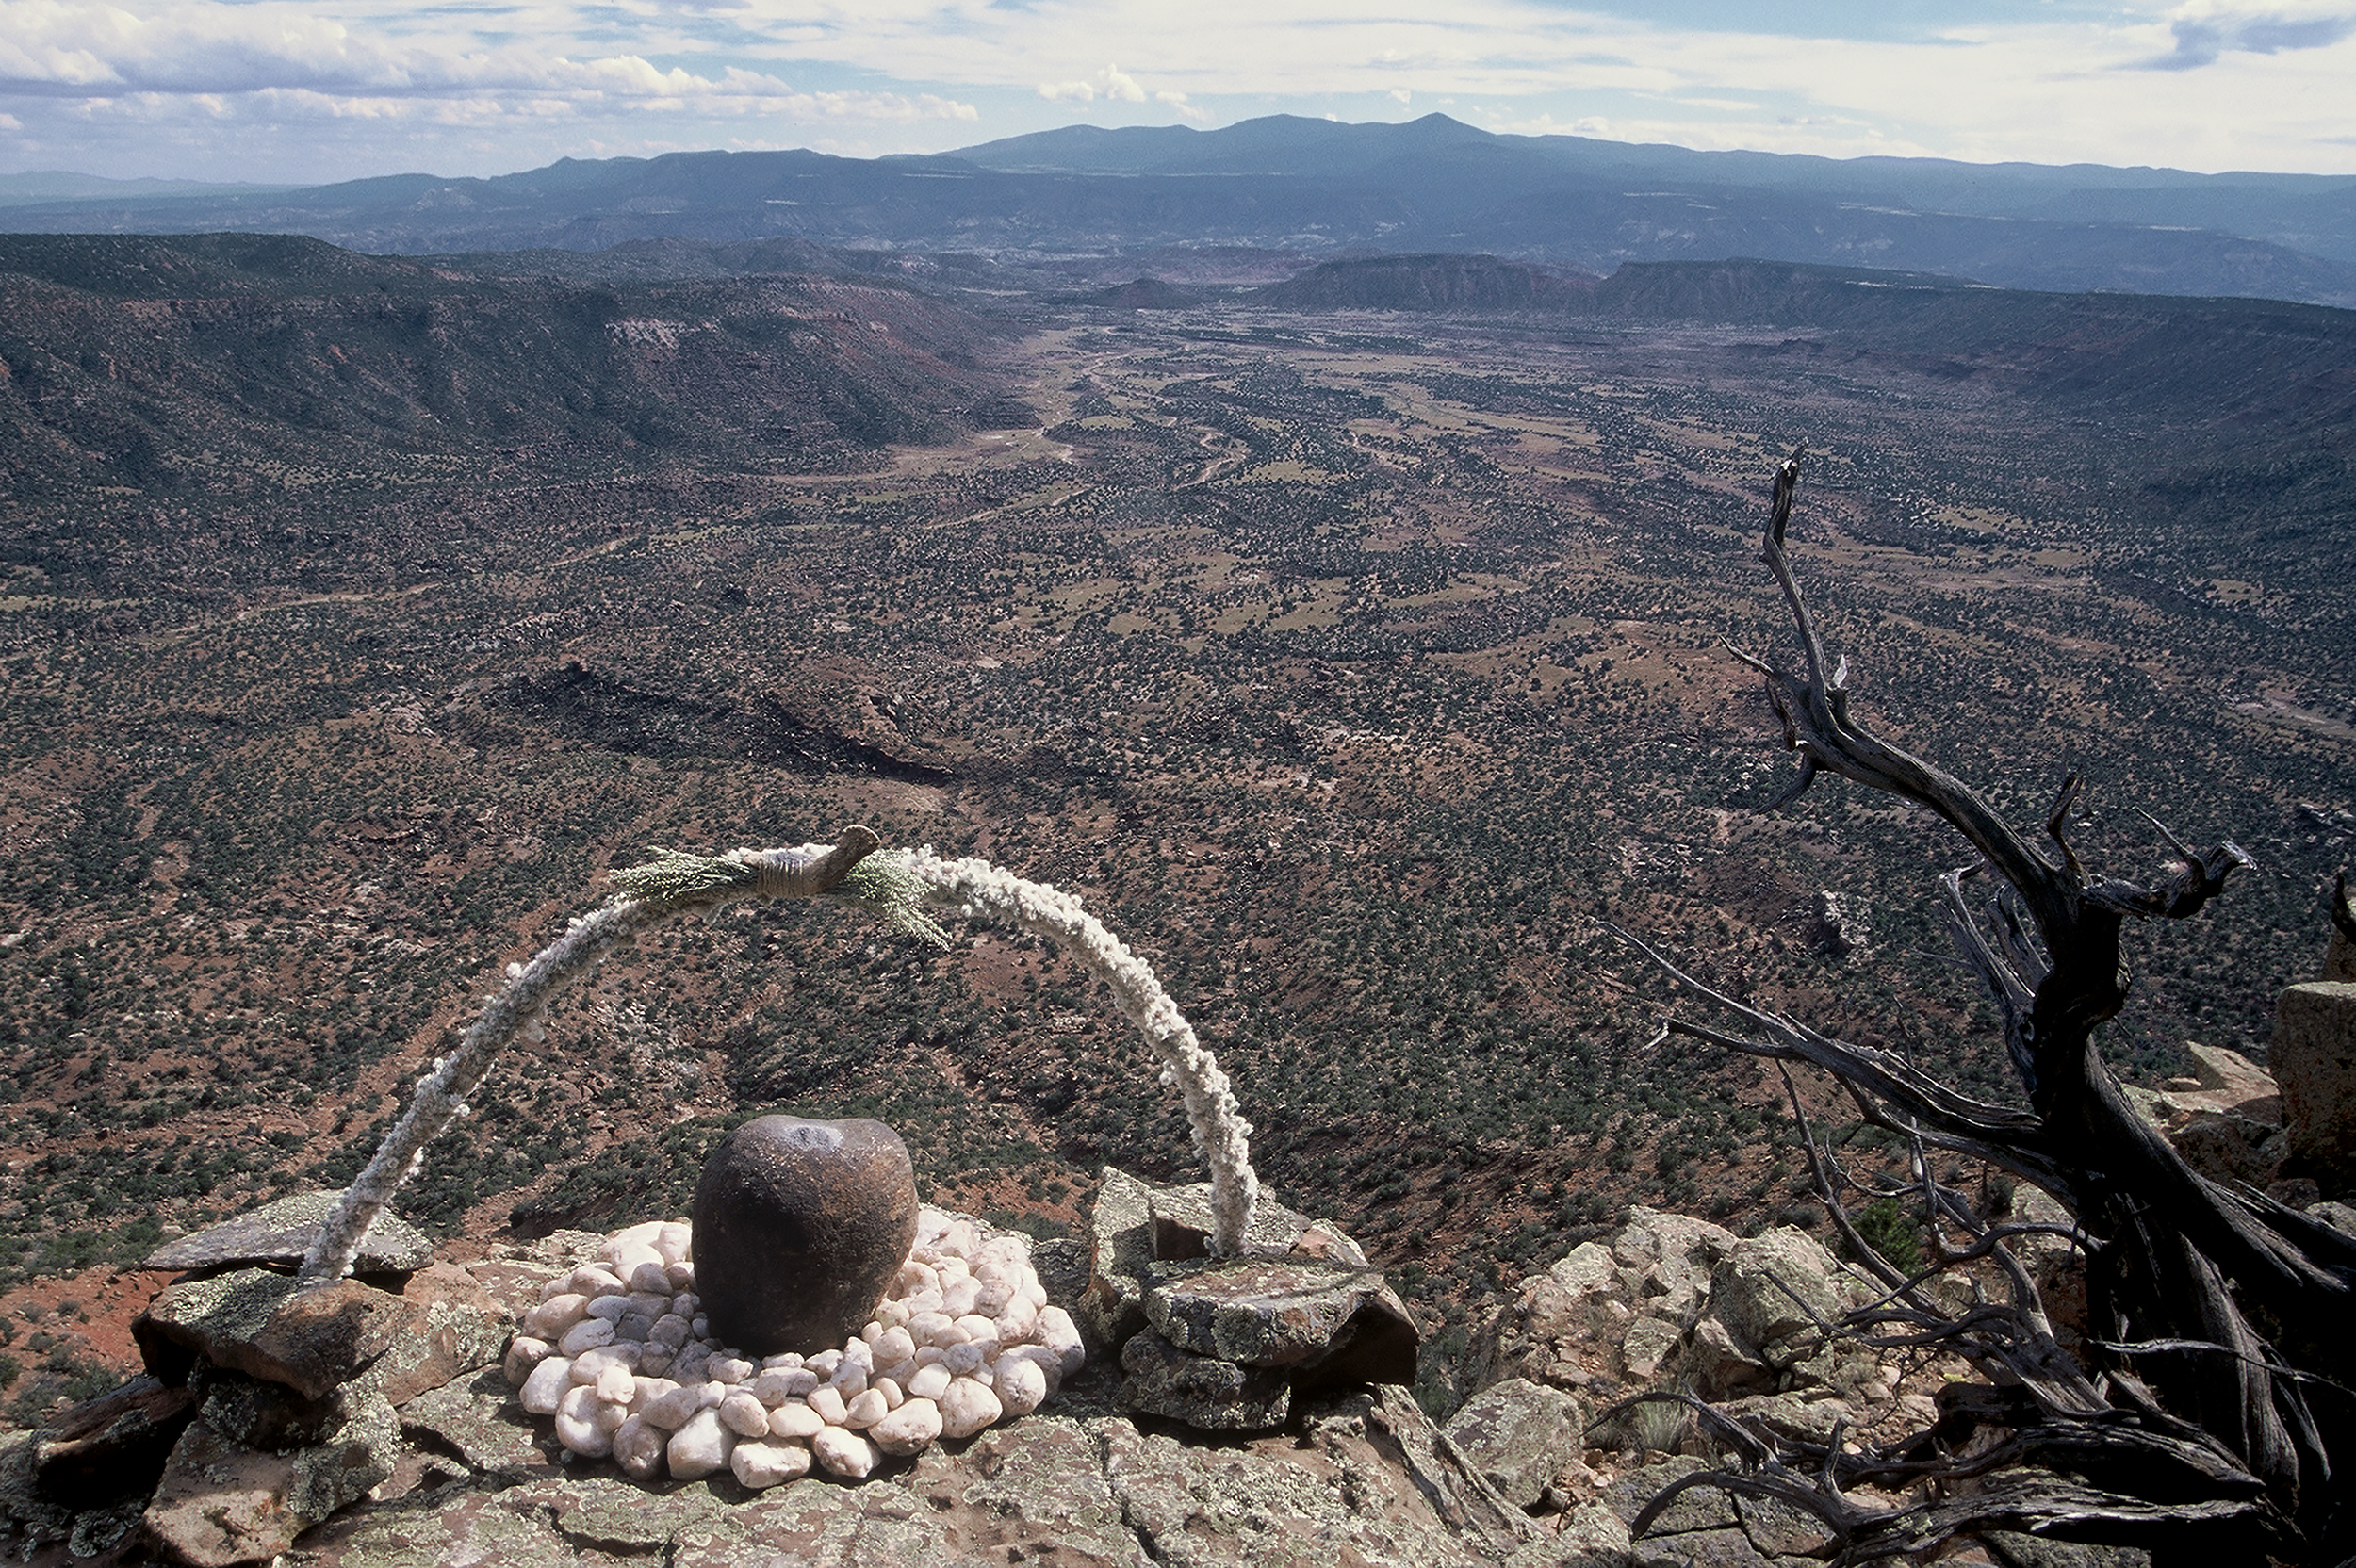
[691,1114,918,1357]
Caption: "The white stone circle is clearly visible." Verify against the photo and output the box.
[502,1206,1086,1486]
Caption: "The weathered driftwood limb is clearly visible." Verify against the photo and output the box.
[297,828,883,1286]
[1616,449,2356,1560]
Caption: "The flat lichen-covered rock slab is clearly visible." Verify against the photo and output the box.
[277,1386,1537,1568]
[1141,1254,1418,1386]
[145,1192,434,1276]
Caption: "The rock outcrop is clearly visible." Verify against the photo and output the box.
[1084,1166,1419,1430]
[2272,982,2356,1195]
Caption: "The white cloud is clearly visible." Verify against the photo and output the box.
[1038,62,1146,104]
[3,0,2353,177]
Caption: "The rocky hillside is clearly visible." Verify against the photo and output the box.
[0,234,1014,494]
[1252,255,1597,313]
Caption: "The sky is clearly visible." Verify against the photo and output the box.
[3,0,2354,186]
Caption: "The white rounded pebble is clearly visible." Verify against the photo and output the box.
[719,1390,772,1438]
[519,1357,574,1416]
[606,1220,664,1256]
[503,1335,554,1389]
[571,1345,639,1384]
[554,1384,612,1458]
[995,1295,1038,1345]
[868,1397,941,1457]
[938,1378,1003,1440]
[730,1440,810,1490]
[1036,1307,1086,1375]
[810,1427,879,1479]
[608,1243,660,1277]
[595,1363,636,1404]
[666,1409,733,1481]
[769,1402,825,1440]
[511,1208,1074,1489]
[753,1368,817,1405]
[640,1383,707,1430]
[993,1355,1049,1417]
[613,1414,666,1480]
[558,1317,616,1357]
[524,1294,590,1339]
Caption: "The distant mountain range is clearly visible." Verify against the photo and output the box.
[4,114,2355,306]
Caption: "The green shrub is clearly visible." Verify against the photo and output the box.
[1848,1196,1922,1273]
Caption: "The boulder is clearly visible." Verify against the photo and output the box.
[1117,1330,1292,1429]
[136,1270,416,1401]
[1079,1167,1158,1348]
[1081,1164,1364,1351]
[1619,1316,1681,1382]
[690,1114,920,1357]
[1441,1377,1585,1509]
[1612,1208,1737,1325]
[1139,1254,1417,1388]
[144,1192,432,1278]
[394,1365,565,1485]
[366,1262,514,1407]
[1690,1227,1853,1393]
[139,1395,399,1567]
[1467,1241,1620,1393]
[2271,981,2356,1195]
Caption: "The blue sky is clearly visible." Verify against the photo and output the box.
[2,1,2352,184]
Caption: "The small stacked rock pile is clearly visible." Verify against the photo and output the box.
[504,1209,1085,1488]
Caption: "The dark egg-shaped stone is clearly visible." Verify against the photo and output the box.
[690,1115,919,1358]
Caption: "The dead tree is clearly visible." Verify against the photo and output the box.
[1622,449,2356,1564]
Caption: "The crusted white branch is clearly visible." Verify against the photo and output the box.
[896,847,1260,1256]
[296,828,880,1287]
